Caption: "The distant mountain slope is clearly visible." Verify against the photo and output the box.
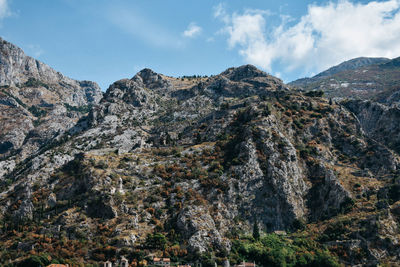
[290,57,389,88]
[315,57,390,78]
[289,57,400,105]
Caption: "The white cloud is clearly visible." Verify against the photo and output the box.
[213,3,229,23]
[0,0,11,20]
[183,22,202,38]
[216,0,400,76]
[26,44,44,58]
[107,7,183,49]
[206,37,215,43]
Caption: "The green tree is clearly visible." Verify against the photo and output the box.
[146,233,167,249]
[252,220,260,240]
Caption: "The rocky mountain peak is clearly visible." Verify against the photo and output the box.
[132,68,170,90]
[135,68,158,80]
[102,78,157,110]
[0,37,103,106]
[0,37,65,86]
[221,64,271,81]
[203,65,286,99]
[0,37,23,56]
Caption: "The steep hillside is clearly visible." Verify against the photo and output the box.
[289,57,400,105]
[0,63,399,266]
[343,99,400,154]
[291,57,389,88]
[314,57,390,78]
[0,38,103,169]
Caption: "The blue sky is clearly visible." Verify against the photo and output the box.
[1,0,400,89]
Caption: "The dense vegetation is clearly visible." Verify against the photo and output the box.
[229,234,340,267]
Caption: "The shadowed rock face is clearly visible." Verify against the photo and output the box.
[0,39,400,266]
[343,99,400,155]
[0,141,13,154]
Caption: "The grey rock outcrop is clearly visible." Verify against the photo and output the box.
[177,206,231,253]
[343,100,400,155]
[307,163,352,220]
[13,199,34,221]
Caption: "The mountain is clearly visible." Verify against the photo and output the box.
[314,57,390,78]
[289,57,400,105]
[0,37,103,165]
[0,40,400,266]
[0,38,102,104]
[293,57,390,86]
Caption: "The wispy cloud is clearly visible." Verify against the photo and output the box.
[26,44,44,58]
[213,3,229,23]
[216,0,400,76]
[0,0,11,20]
[106,7,183,49]
[183,22,202,38]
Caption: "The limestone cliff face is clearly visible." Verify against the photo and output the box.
[0,38,103,170]
[0,48,400,265]
[343,99,400,154]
